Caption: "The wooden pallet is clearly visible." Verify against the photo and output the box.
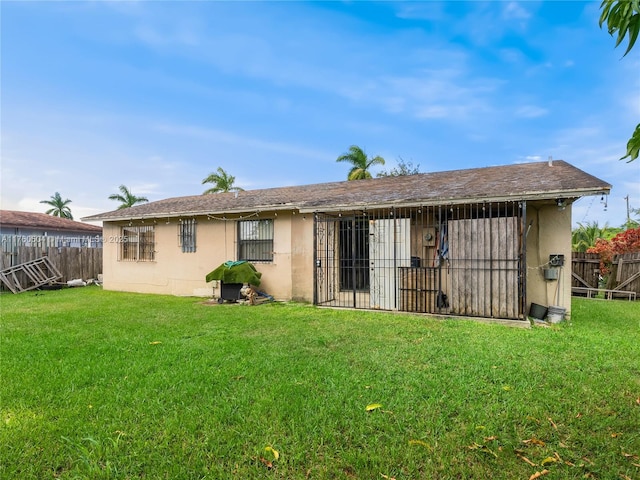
[0,256,62,293]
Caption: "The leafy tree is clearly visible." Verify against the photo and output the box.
[40,192,73,219]
[108,185,149,210]
[572,221,606,252]
[587,226,640,277]
[572,221,623,252]
[621,124,640,162]
[202,167,244,194]
[600,0,640,161]
[336,145,385,181]
[376,157,421,177]
[600,0,639,56]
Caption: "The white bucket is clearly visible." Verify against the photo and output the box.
[547,305,566,323]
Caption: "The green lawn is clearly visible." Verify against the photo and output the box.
[1,287,638,479]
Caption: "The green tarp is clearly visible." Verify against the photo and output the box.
[205,261,262,286]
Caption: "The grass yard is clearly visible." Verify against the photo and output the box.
[1,287,639,479]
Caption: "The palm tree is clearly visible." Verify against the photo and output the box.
[336,145,385,180]
[109,185,149,210]
[572,221,612,252]
[202,167,244,194]
[40,192,73,219]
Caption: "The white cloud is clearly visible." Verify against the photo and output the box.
[533,124,637,227]
[367,69,502,122]
[134,23,200,47]
[502,2,531,21]
[394,2,447,21]
[152,123,330,162]
[499,48,526,64]
[117,183,161,196]
[515,105,549,118]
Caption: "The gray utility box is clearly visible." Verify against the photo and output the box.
[544,268,559,280]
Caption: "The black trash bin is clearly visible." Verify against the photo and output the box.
[217,281,244,303]
[206,261,262,303]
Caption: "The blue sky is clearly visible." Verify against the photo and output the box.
[2,1,639,227]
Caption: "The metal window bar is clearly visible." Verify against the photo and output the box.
[119,225,155,262]
[179,219,197,253]
[313,202,525,319]
[238,219,273,262]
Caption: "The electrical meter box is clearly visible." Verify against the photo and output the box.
[549,254,565,267]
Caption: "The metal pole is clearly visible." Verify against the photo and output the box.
[625,195,630,225]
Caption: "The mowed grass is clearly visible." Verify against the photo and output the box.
[1,288,639,479]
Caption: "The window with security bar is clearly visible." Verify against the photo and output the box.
[179,218,196,253]
[238,219,273,262]
[119,225,155,261]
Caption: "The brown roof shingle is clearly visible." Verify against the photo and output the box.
[83,160,611,222]
[1,210,103,233]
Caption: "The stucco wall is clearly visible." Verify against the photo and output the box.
[102,220,220,296]
[525,201,573,318]
[102,212,315,300]
[102,202,574,319]
[289,213,315,302]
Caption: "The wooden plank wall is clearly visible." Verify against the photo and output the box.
[0,246,102,291]
[449,217,519,319]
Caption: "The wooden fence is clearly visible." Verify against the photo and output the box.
[1,233,102,250]
[0,246,102,291]
[572,252,640,298]
[571,253,601,290]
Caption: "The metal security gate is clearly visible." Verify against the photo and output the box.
[369,218,411,310]
[313,202,526,320]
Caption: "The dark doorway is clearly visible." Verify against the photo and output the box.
[339,218,369,291]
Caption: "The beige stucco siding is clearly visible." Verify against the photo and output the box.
[101,213,314,300]
[101,200,574,319]
[102,220,223,296]
[251,212,293,301]
[525,201,573,318]
[290,214,315,302]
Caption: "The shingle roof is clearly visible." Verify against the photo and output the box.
[1,210,103,233]
[83,160,611,222]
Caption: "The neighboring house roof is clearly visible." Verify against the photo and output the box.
[0,210,103,234]
[83,160,611,222]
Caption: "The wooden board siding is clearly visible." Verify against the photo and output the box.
[448,216,519,318]
[398,267,438,312]
[315,219,337,305]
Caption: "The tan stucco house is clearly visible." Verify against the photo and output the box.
[84,160,610,322]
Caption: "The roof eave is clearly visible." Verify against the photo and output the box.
[84,185,611,221]
[298,187,612,213]
[82,203,303,223]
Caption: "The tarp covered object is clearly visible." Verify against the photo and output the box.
[206,261,262,286]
